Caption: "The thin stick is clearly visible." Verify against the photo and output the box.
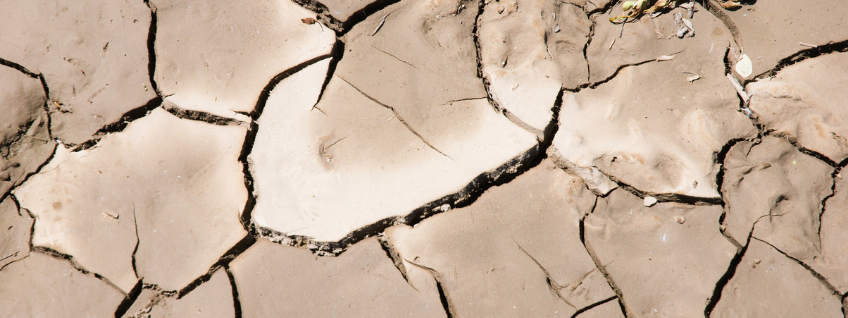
[799,42,818,48]
[371,13,390,36]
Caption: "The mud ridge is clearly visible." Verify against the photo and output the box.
[162,102,247,126]
[749,39,848,84]
[579,202,634,318]
[175,235,255,298]
[113,279,144,318]
[515,239,577,308]
[71,96,163,151]
[571,296,618,318]
[406,260,457,318]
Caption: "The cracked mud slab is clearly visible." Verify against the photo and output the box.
[3,0,848,316]
[386,160,617,317]
[747,52,848,163]
[721,136,834,256]
[14,108,248,292]
[122,269,234,318]
[585,188,736,317]
[711,239,843,318]
[153,0,335,118]
[250,55,537,242]
[230,237,445,317]
[722,0,848,79]
[0,0,157,145]
[0,63,55,198]
[0,253,125,317]
[551,57,756,198]
[0,197,33,269]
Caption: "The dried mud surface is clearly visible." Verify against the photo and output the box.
[1,0,848,317]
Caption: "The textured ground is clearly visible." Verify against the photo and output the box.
[1,0,848,317]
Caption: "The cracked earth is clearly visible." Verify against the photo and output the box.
[1,0,847,317]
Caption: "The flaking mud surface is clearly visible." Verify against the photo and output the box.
[1,0,848,317]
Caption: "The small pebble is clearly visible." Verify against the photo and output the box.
[643,196,658,207]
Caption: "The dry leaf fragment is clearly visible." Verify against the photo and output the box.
[301,17,317,24]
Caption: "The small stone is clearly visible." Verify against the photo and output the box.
[643,196,658,207]
[675,216,686,224]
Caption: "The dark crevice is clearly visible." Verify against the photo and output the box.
[603,173,723,206]
[338,0,403,36]
[31,246,127,296]
[175,235,255,298]
[130,204,140,279]
[377,234,413,287]
[749,39,848,85]
[472,0,504,114]
[113,279,144,318]
[310,41,345,114]
[143,0,161,96]
[571,296,618,318]
[0,57,40,79]
[254,53,335,119]
[715,136,754,250]
[225,265,243,318]
[162,102,247,126]
[586,0,620,15]
[71,96,163,152]
[579,9,597,89]
[752,237,842,298]
[579,203,634,317]
[704,218,759,317]
[818,164,845,255]
[406,260,457,318]
[566,59,657,93]
[766,131,840,167]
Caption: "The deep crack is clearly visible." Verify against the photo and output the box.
[579,199,634,318]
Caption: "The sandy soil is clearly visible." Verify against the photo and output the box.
[1,0,847,317]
